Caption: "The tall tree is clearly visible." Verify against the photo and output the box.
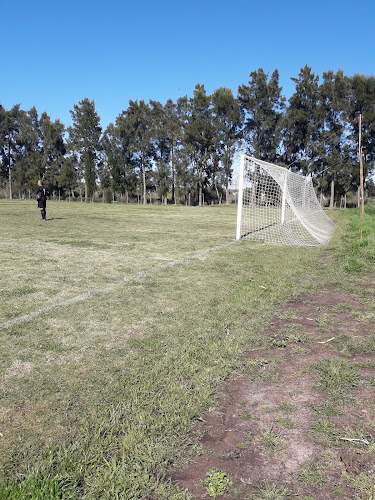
[15,107,42,194]
[283,65,321,174]
[68,98,102,200]
[162,99,183,204]
[212,87,243,203]
[184,84,214,206]
[116,100,153,204]
[347,74,375,187]
[0,104,22,198]
[59,155,78,197]
[173,96,190,204]
[149,100,170,204]
[238,68,285,162]
[318,69,350,208]
[40,112,66,193]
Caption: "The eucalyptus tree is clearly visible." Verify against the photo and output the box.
[40,112,66,193]
[102,123,126,197]
[0,104,22,198]
[212,87,243,203]
[163,99,184,204]
[68,98,102,201]
[238,68,285,163]
[173,96,191,203]
[116,100,153,204]
[174,146,196,205]
[15,106,42,194]
[283,65,321,174]
[149,100,170,203]
[0,106,7,185]
[347,74,375,184]
[318,69,351,208]
[59,155,78,197]
[184,84,215,206]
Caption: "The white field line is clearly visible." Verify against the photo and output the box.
[0,240,235,329]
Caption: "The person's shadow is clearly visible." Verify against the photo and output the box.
[46,217,65,220]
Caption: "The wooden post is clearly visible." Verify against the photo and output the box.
[359,114,364,242]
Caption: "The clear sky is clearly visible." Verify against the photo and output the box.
[1,0,374,130]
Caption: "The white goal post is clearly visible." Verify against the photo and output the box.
[236,155,335,246]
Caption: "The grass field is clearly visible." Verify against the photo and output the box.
[0,200,374,499]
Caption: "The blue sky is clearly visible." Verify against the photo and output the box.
[1,0,374,130]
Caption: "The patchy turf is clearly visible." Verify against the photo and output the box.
[2,202,375,498]
[171,289,375,499]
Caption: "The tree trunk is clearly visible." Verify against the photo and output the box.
[8,137,12,200]
[9,168,12,200]
[226,184,230,205]
[142,160,147,204]
[215,183,220,204]
[198,163,203,207]
[171,146,175,205]
[329,179,335,210]
[320,191,323,207]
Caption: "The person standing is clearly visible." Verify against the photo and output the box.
[36,180,49,221]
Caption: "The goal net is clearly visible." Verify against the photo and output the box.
[236,155,335,246]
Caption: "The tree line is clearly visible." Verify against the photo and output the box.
[1,65,374,206]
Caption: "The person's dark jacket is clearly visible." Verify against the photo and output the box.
[36,186,49,208]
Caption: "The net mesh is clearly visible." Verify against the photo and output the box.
[237,156,335,246]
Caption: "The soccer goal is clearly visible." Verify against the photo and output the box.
[236,155,335,246]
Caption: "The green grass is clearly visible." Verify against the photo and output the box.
[249,479,293,499]
[0,200,374,498]
[315,357,360,399]
[298,460,328,488]
[258,428,285,454]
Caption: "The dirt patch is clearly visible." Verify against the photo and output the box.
[171,289,375,499]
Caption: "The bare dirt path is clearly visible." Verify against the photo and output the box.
[172,289,375,499]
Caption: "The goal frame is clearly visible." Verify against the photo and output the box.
[236,155,335,246]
